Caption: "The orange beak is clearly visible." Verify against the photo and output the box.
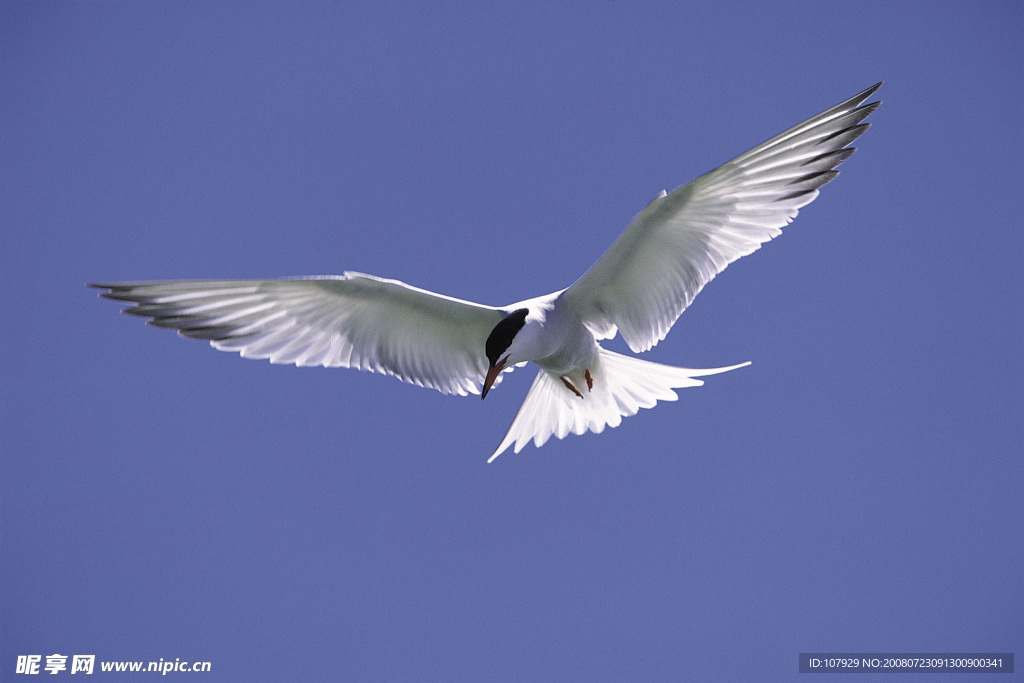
[481,357,506,400]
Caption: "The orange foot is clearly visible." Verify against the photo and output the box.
[561,376,583,398]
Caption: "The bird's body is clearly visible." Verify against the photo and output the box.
[93,83,881,461]
[508,293,594,383]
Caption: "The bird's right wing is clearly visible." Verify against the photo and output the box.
[562,83,881,353]
[92,273,504,396]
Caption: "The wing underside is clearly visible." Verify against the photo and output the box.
[564,83,882,352]
[92,273,505,396]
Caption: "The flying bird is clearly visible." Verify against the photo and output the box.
[93,83,881,461]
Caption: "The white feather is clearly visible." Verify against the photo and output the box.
[563,83,881,352]
[488,349,750,461]
[94,273,504,396]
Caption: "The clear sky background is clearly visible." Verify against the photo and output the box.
[3,2,1021,680]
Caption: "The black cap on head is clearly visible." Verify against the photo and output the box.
[485,308,528,366]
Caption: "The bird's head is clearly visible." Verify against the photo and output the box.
[481,308,529,399]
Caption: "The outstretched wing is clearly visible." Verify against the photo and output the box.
[92,273,504,396]
[563,82,882,353]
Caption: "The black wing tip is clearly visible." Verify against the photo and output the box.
[89,283,152,316]
[775,188,815,203]
[802,147,856,167]
[857,100,882,117]
[89,282,136,299]
[174,325,241,342]
[853,81,883,105]
[835,82,882,118]
[791,169,839,185]
[128,312,241,343]
[97,290,142,305]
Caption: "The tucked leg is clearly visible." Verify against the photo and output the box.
[560,376,583,398]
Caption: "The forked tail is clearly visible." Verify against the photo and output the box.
[487,347,749,462]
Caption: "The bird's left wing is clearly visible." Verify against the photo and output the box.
[91,273,504,396]
[562,82,881,353]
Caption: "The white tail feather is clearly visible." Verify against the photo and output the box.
[487,348,749,462]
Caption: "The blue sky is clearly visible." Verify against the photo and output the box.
[3,2,1021,680]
